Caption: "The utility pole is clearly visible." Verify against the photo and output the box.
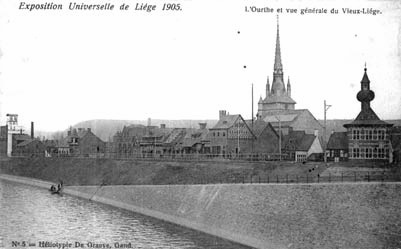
[275,115,281,161]
[237,119,240,158]
[324,100,332,163]
[251,83,254,158]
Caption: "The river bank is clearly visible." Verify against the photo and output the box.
[2,173,401,249]
[0,157,328,186]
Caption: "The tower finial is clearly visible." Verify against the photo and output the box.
[364,62,367,71]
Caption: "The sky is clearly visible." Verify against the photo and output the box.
[0,0,400,132]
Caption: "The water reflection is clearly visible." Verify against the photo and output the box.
[0,180,252,249]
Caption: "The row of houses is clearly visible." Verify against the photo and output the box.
[110,111,323,162]
[0,113,323,162]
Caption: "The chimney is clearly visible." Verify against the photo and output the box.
[219,110,227,119]
[31,122,34,139]
[147,118,151,126]
[160,124,166,129]
[199,123,207,129]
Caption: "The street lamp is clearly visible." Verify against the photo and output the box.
[324,100,332,163]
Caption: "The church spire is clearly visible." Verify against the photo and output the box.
[266,76,270,97]
[271,15,286,96]
[274,15,283,73]
[287,76,291,97]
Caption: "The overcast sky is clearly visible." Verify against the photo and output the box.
[0,0,400,132]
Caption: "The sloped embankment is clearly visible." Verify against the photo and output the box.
[0,157,325,186]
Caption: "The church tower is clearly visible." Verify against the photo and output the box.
[257,16,296,119]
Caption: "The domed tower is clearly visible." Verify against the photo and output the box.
[343,65,393,161]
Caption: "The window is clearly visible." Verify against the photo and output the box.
[367,148,372,159]
[352,148,360,158]
[378,130,385,140]
[367,130,372,140]
[360,147,365,158]
[223,132,225,137]
[373,129,377,140]
[352,129,360,140]
[373,148,378,158]
[360,129,365,140]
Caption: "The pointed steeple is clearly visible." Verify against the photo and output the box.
[357,66,375,112]
[266,76,270,97]
[287,76,291,97]
[271,15,286,96]
[274,15,283,73]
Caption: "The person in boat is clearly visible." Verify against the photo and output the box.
[57,180,64,192]
[50,185,56,192]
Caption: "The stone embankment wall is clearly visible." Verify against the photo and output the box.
[1,174,401,249]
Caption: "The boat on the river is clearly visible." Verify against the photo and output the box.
[49,183,63,195]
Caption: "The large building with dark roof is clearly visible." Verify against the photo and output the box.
[343,67,393,161]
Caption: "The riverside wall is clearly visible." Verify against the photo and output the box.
[1,174,401,249]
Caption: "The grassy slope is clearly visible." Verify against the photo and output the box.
[0,158,328,186]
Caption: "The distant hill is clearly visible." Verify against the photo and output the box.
[39,118,401,142]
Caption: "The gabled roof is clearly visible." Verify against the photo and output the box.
[344,107,391,127]
[327,132,348,150]
[264,114,298,123]
[244,119,275,138]
[163,128,186,145]
[181,128,209,147]
[16,139,34,147]
[211,114,240,129]
[261,109,323,129]
[282,130,316,151]
[16,139,43,147]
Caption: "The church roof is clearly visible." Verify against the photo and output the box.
[263,94,296,104]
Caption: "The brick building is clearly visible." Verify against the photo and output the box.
[14,139,46,157]
[326,132,348,162]
[343,67,393,161]
[58,127,105,157]
[208,111,255,157]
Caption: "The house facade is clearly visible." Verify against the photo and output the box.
[208,111,255,157]
[343,67,393,161]
[326,132,348,162]
[282,130,323,162]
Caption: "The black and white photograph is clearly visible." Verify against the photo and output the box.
[0,0,400,248]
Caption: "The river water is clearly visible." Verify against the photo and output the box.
[0,179,253,249]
